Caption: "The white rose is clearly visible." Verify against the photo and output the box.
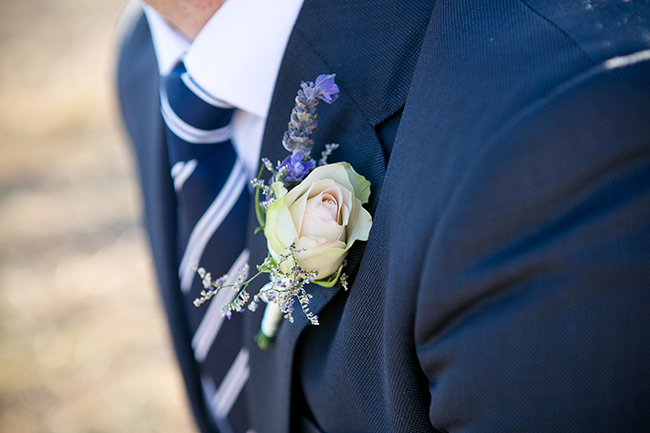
[264,162,372,283]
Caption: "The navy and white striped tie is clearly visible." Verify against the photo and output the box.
[161,62,251,433]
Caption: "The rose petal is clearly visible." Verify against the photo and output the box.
[265,196,298,259]
[304,188,341,224]
[340,162,371,204]
[289,181,313,236]
[345,198,373,245]
[320,193,339,221]
[300,214,345,240]
[289,164,355,199]
[295,237,347,277]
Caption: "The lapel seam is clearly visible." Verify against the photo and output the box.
[294,25,406,128]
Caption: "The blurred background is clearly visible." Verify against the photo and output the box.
[0,0,195,431]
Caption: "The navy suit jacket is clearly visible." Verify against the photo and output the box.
[117,1,650,432]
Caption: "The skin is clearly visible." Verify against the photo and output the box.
[144,0,227,41]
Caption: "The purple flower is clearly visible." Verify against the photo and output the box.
[280,153,315,183]
[313,74,339,104]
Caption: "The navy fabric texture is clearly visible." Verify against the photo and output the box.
[117,0,650,432]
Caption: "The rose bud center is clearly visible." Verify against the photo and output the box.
[299,184,349,242]
[320,193,339,222]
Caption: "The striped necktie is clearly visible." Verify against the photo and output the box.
[161,62,251,433]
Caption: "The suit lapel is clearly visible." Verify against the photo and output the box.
[245,1,436,431]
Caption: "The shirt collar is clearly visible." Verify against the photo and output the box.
[145,0,304,119]
[142,5,189,75]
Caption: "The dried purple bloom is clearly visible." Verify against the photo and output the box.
[279,153,315,183]
[282,74,340,157]
[313,74,339,104]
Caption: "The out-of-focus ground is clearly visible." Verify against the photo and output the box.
[0,0,195,431]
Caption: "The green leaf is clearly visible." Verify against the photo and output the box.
[312,263,344,288]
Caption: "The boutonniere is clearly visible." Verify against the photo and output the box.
[192,74,372,348]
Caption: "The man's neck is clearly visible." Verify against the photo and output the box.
[143,0,226,41]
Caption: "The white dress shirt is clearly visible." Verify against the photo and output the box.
[143,0,305,179]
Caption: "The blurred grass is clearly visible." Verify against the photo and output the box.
[0,0,195,431]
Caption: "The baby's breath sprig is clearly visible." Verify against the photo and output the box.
[222,289,250,319]
[339,271,349,292]
[318,143,340,166]
[250,178,276,209]
[253,244,320,325]
[192,263,226,307]
[262,158,274,173]
[192,260,259,308]
[296,288,319,326]
[192,244,320,326]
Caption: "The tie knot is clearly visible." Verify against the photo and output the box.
[162,62,235,134]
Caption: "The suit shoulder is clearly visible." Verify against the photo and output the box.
[520,0,650,63]
[116,5,156,90]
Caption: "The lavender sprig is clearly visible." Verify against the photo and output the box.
[281,74,339,158]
